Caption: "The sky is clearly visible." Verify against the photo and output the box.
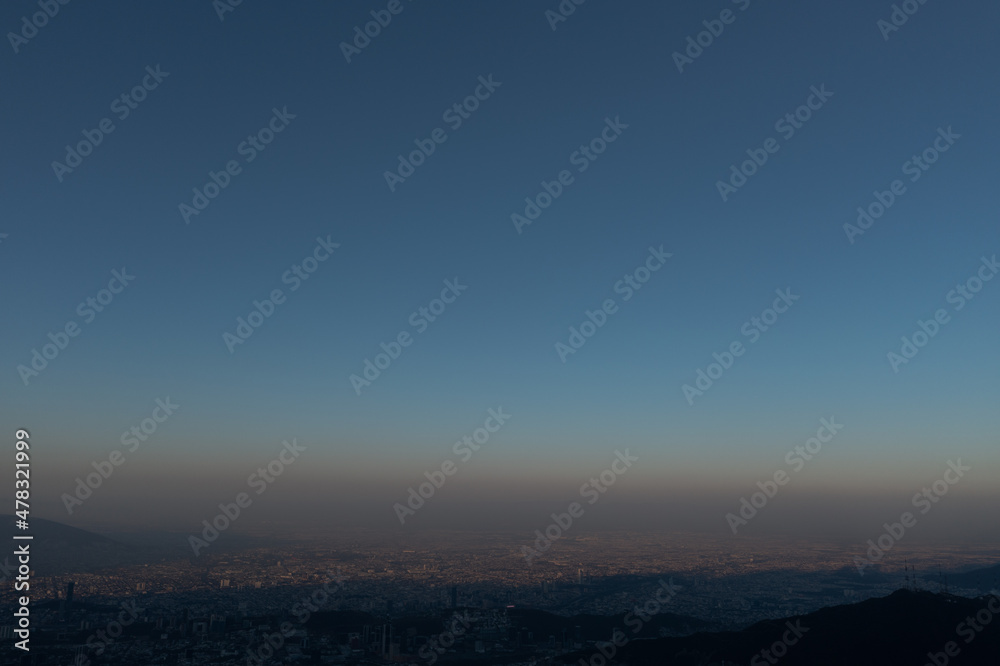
[1,1,998,541]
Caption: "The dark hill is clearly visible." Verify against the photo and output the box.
[565,589,1000,665]
[506,606,718,641]
[1,514,137,575]
[949,564,1000,592]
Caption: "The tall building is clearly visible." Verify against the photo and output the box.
[60,581,76,613]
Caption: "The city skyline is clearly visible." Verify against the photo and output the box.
[3,1,1000,664]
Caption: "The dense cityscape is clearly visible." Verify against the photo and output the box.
[3,527,998,664]
[4,1,999,664]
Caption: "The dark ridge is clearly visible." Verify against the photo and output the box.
[558,589,1000,665]
[1,514,137,575]
[949,564,1000,592]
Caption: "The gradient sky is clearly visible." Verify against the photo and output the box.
[2,1,998,539]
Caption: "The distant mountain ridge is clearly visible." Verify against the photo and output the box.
[1,514,137,575]
[948,564,1000,593]
[576,589,1000,665]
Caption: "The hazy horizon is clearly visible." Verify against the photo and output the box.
[3,1,998,547]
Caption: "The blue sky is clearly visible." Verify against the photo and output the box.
[1,1,998,534]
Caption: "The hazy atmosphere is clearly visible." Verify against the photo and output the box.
[2,2,999,664]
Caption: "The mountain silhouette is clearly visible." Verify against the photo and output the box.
[1,514,137,576]
[949,564,1000,593]
[299,592,998,664]
[575,589,1000,665]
